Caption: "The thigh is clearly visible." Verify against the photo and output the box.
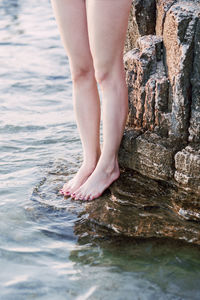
[51,0,93,70]
[86,0,132,67]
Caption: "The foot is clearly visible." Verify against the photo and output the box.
[60,160,99,196]
[72,158,120,201]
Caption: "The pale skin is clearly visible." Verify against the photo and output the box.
[51,0,132,201]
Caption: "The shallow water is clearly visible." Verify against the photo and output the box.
[0,0,200,299]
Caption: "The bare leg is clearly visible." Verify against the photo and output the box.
[50,0,101,195]
[73,0,132,200]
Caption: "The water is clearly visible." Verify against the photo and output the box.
[0,0,200,299]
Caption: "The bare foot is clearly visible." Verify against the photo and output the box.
[72,158,120,201]
[60,160,99,196]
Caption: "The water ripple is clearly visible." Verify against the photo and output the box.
[1,0,200,299]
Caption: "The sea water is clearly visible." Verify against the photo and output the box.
[0,0,200,299]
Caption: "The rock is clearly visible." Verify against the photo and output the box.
[125,2,140,54]
[174,145,200,194]
[124,0,156,53]
[119,130,175,181]
[189,18,200,143]
[134,0,156,36]
[156,0,178,36]
[77,169,200,246]
[121,0,200,197]
[124,35,165,130]
[163,1,199,141]
[30,160,200,246]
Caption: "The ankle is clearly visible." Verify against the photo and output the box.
[98,155,119,174]
[83,155,100,170]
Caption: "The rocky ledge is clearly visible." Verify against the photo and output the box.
[30,159,200,246]
[120,0,200,196]
[117,0,200,244]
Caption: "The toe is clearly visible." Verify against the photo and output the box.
[71,192,76,198]
[80,192,87,201]
[59,189,64,194]
[96,192,102,199]
[88,194,94,201]
[85,194,91,201]
[72,187,80,198]
[75,192,82,200]
[63,182,70,189]
[63,186,70,195]
[63,190,70,195]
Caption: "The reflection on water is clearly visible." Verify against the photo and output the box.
[0,0,200,299]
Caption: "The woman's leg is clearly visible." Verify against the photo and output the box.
[50,0,101,195]
[73,0,132,200]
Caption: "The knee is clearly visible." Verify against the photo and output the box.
[94,66,110,86]
[71,65,95,84]
[94,59,123,86]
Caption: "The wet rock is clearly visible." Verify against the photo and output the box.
[77,169,200,246]
[30,161,200,246]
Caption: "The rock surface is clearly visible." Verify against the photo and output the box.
[124,0,156,53]
[121,0,200,196]
[30,160,200,246]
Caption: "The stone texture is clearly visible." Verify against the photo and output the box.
[189,18,200,143]
[124,35,166,130]
[124,0,156,53]
[122,0,200,196]
[174,145,200,194]
[119,130,175,181]
[156,0,177,36]
[30,160,200,247]
[134,0,156,36]
[163,1,199,141]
